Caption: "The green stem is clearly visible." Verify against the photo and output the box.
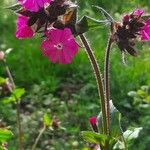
[2,59,23,150]
[31,125,46,150]
[104,35,113,135]
[79,34,107,134]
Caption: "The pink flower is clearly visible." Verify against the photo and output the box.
[41,28,78,64]
[19,0,53,12]
[140,19,150,41]
[132,9,144,16]
[16,16,34,39]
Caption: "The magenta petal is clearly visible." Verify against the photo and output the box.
[41,40,53,54]
[41,40,59,63]
[49,29,64,43]
[61,28,73,42]
[58,50,71,64]
[141,30,150,41]
[21,0,52,12]
[16,26,34,39]
[48,49,59,63]
[140,18,150,41]
[133,9,144,16]
[60,50,72,64]
[64,39,79,57]
[16,16,34,39]
[23,0,39,12]
[17,16,28,28]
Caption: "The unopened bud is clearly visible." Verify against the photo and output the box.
[0,51,5,60]
[89,116,98,132]
[123,15,130,23]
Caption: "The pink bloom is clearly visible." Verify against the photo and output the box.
[19,0,53,12]
[41,28,78,64]
[132,9,144,16]
[89,117,97,125]
[16,16,34,39]
[140,19,150,41]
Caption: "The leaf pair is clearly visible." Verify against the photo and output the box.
[1,88,25,104]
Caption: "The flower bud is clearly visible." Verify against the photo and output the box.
[89,116,98,132]
[0,51,5,60]
[123,15,130,24]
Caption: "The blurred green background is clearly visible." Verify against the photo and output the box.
[0,0,150,149]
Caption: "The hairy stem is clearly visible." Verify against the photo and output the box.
[31,125,46,150]
[79,34,107,134]
[16,100,23,150]
[3,59,23,150]
[104,35,113,135]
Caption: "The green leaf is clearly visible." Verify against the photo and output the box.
[43,113,51,127]
[127,91,137,97]
[76,16,108,34]
[0,146,4,150]
[93,6,114,22]
[109,101,123,138]
[0,77,6,85]
[137,90,146,97]
[6,3,22,11]
[12,88,25,100]
[123,127,143,141]
[82,131,108,146]
[0,129,13,142]
[1,96,16,104]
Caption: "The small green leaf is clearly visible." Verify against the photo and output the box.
[82,131,107,146]
[76,16,108,34]
[43,113,51,127]
[146,96,150,103]
[93,6,114,22]
[123,127,143,141]
[6,3,22,11]
[0,146,4,150]
[0,129,13,142]
[128,91,137,97]
[12,88,25,100]
[137,90,146,97]
[1,96,16,104]
[0,77,6,85]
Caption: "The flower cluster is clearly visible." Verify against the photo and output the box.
[114,9,150,56]
[15,0,78,64]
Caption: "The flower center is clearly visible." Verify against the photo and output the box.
[54,43,63,50]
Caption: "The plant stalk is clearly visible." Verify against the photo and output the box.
[79,34,107,134]
[104,35,113,135]
[3,59,23,150]
[31,125,46,150]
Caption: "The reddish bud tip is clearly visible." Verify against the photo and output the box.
[89,116,97,125]
[123,15,130,23]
